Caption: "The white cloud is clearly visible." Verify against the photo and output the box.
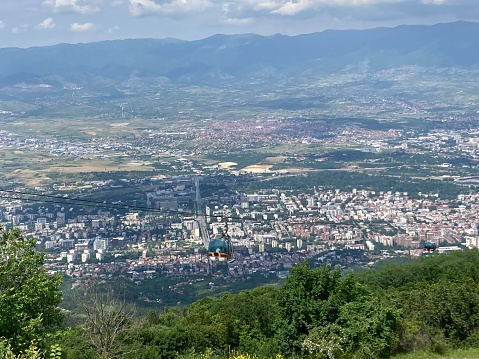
[35,17,56,30]
[129,0,211,16]
[421,0,448,4]
[0,21,5,30]
[222,0,448,19]
[123,0,479,23]
[268,0,404,15]
[107,25,120,33]
[11,24,28,34]
[311,0,401,4]
[43,0,100,14]
[222,16,253,24]
[111,0,124,5]
[250,0,282,11]
[272,0,311,15]
[70,22,95,31]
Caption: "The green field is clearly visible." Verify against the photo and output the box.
[392,348,479,359]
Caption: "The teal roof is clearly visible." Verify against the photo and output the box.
[208,239,228,253]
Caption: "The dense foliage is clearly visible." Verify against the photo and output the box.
[5,224,479,358]
[58,250,479,359]
[236,171,470,200]
[0,227,63,354]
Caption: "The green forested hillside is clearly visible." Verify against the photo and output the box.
[58,250,479,359]
[4,226,479,359]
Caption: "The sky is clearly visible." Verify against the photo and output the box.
[0,0,478,48]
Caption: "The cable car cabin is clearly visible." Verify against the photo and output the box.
[208,238,233,262]
[423,242,437,255]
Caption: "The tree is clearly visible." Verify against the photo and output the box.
[338,296,401,358]
[0,227,63,353]
[276,261,343,353]
[78,282,138,359]
[0,339,61,359]
[302,324,346,359]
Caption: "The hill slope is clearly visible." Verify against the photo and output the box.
[1,21,479,87]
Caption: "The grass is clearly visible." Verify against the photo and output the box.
[4,151,15,160]
[205,152,271,169]
[392,348,479,359]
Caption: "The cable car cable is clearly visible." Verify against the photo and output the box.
[0,190,355,227]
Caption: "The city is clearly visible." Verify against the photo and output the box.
[1,170,476,288]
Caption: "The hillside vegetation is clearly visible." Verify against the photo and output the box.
[4,225,479,359]
[59,250,479,359]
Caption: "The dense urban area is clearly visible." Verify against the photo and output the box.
[3,112,479,293]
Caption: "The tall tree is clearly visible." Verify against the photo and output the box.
[276,261,342,353]
[78,282,137,359]
[0,227,63,353]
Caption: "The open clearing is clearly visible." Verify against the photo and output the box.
[218,162,238,169]
[1,154,156,186]
[240,164,272,173]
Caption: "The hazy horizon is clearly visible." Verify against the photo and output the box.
[1,0,479,48]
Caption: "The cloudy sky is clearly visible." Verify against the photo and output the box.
[0,0,478,48]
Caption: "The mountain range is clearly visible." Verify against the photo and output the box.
[1,21,478,87]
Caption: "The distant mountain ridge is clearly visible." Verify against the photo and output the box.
[1,21,479,87]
